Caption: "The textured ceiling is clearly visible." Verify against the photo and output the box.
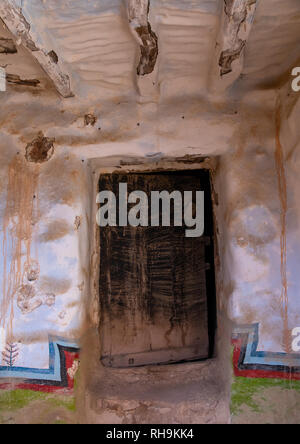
[242,0,300,89]
[1,0,299,102]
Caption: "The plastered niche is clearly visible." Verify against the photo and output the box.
[75,154,232,425]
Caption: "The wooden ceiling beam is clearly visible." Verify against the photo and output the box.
[127,0,158,76]
[127,0,159,99]
[0,0,73,97]
[210,0,258,94]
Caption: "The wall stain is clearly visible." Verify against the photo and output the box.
[274,96,290,353]
[219,0,257,76]
[38,276,71,295]
[25,132,55,164]
[38,219,71,243]
[6,74,40,88]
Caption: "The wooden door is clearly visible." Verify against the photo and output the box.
[99,171,215,367]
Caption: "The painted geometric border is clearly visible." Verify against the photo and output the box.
[3,324,299,391]
[0,337,79,393]
[233,324,300,380]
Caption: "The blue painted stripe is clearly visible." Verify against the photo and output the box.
[233,324,300,368]
[0,336,79,381]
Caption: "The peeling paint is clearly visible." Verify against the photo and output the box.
[219,41,245,76]
[47,50,58,64]
[218,0,257,77]
[84,114,97,127]
[135,23,158,76]
[127,0,158,76]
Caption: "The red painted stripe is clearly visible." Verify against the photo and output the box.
[232,338,300,381]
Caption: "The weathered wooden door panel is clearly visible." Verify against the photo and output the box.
[99,171,215,368]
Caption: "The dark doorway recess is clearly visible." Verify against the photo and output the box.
[99,170,217,368]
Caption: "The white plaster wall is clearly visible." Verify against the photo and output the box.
[0,133,90,368]
[219,88,300,354]
[0,87,298,370]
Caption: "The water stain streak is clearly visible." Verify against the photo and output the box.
[274,96,290,353]
[1,155,39,338]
